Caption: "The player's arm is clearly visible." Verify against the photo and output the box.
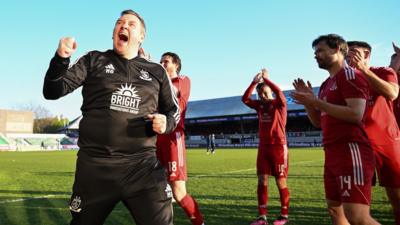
[313,98,366,124]
[242,72,262,108]
[179,77,191,111]
[304,105,321,128]
[348,48,398,100]
[153,69,180,134]
[43,37,88,100]
[290,79,321,127]
[261,69,286,106]
[361,68,398,100]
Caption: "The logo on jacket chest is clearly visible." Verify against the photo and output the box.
[105,64,115,74]
[110,83,142,114]
[139,69,152,81]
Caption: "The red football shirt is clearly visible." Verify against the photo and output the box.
[364,67,400,145]
[158,75,190,137]
[393,71,400,127]
[242,78,287,144]
[318,66,370,145]
[170,75,190,132]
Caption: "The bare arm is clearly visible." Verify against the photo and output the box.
[348,48,399,100]
[360,68,398,100]
[313,98,366,124]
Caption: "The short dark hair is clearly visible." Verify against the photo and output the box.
[256,83,265,92]
[392,53,397,59]
[312,34,348,57]
[347,41,372,52]
[120,10,146,35]
[161,52,182,74]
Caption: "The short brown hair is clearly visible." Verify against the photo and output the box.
[161,52,182,74]
[347,41,372,52]
[312,34,348,57]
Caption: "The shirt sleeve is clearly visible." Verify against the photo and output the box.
[242,81,259,109]
[43,52,89,99]
[178,76,191,112]
[263,77,286,107]
[158,71,180,134]
[374,67,398,83]
[338,68,369,100]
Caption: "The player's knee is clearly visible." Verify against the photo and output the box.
[276,178,287,188]
[345,216,369,225]
[172,184,187,202]
[327,206,347,224]
[258,176,268,185]
[343,209,371,225]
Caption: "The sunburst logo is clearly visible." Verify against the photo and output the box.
[110,83,141,114]
[115,84,139,98]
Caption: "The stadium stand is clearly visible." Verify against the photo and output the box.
[5,133,77,151]
[184,88,322,148]
[61,88,322,149]
[0,136,8,145]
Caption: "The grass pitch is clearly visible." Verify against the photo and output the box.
[0,148,394,225]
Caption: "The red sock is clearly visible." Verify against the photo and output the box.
[278,187,290,217]
[178,194,204,225]
[257,184,268,216]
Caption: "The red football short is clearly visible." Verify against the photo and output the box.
[156,131,187,181]
[371,142,400,188]
[324,142,375,205]
[257,142,289,178]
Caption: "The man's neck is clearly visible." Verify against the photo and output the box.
[122,51,138,60]
[328,59,345,78]
[168,72,178,79]
[115,47,139,60]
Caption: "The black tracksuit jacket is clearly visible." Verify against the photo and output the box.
[43,50,180,158]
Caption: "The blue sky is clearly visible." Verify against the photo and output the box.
[1,0,399,120]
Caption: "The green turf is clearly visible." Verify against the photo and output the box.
[0,148,394,225]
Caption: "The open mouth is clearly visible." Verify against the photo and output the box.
[118,32,129,42]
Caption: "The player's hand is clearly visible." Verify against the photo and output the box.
[253,72,262,83]
[138,47,151,60]
[261,68,269,80]
[292,78,313,93]
[57,37,77,58]
[291,78,316,106]
[393,42,400,54]
[147,114,167,134]
[390,42,400,72]
[347,48,368,72]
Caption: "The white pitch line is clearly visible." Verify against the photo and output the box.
[191,159,323,178]
[0,195,57,204]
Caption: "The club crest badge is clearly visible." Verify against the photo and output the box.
[165,184,173,199]
[139,69,152,81]
[69,196,82,212]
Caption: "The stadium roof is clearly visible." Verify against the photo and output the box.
[65,115,82,130]
[186,88,319,119]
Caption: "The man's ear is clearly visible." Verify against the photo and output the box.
[364,50,371,59]
[138,31,145,45]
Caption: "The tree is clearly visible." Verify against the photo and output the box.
[13,102,52,119]
[33,116,69,133]
[13,102,68,133]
